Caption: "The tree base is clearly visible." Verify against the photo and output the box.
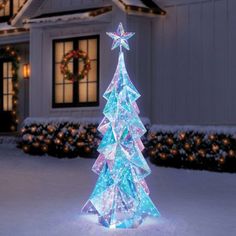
[98,214,143,229]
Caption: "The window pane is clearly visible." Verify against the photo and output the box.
[88,39,97,60]
[8,95,13,111]
[65,42,73,53]
[13,0,18,14]
[3,79,8,95]
[88,83,97,102]
[64,84,73,103]
[88,61,97,82]
[3,95,8,111]
[79,40,87,53]
[55,64,64,83]
[66,62,73,82]
[55,85,63,103]
[79,61,87,82]
[13,0,26,14]
[79,83,87,102]
[5,1,10,15]
[8,79,13,93]
[55,42,64,63]
[20,0,25,6]
[0,1,10,16]
[3,63,7,78]
[8,62,12,77]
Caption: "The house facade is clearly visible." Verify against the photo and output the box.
[0,0,235,133]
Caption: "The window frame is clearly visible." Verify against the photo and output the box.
[52,35,100,108]
[0,0,13,23]
[0,59,14,112]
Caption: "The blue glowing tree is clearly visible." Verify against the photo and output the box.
[82,23,160,228]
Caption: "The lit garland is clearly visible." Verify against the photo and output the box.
[19,122,102,158]
[147,130,236,172]
[0,46,20,132]
[0,28,29,35]
[60,49,91,82]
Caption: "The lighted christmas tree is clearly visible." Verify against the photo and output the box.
[82,23,160,228]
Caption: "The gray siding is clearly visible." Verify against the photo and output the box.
[152,0,236,125]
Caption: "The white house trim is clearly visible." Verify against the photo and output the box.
[11,0,45,27]
[25,6,113,25]
[0,32,29,45]
[113,0,166,16]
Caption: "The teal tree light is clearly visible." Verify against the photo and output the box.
[82,23,160,229]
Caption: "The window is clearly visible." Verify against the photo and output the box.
[53,36,99,108]
[2,62,13,111]
[0,0,25,23]
[0,0,11,22]
[13,0,25,15]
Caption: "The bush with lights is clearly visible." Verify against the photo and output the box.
[19,122,101,158]
[18,118,150,158]
[18,120,236,172]
[146,126,236,172]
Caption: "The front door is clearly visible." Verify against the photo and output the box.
[0,61,14,132]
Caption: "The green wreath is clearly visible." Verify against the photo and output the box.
[60,49,91,82]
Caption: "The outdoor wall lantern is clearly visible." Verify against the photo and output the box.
[23,63,30,79]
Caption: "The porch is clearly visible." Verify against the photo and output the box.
[0,42,29,133]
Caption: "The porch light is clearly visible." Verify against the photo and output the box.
[23,63,30,79]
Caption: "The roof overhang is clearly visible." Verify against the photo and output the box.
[10,0,166,28]
[0,22,29,36]
[10,0,45,27]
[113,0,166,16]
[24,6,112,26]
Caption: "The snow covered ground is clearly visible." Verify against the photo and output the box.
[0,144,236,236]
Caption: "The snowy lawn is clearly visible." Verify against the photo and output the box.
[0,144,236,236]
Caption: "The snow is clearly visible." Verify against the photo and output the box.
[0,144,236,236]
[0,22,17,30]
[23,117,151,126]
[150,124,236,135]
[27,12,91,24]
[0,136,18,144]
[122,0,147,8]
[25,6,112,25]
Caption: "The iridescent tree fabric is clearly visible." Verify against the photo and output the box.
[82,23,160,229]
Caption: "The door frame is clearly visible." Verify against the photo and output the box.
[0,58,17,133]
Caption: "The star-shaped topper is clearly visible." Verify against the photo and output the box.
[106,23,135,51]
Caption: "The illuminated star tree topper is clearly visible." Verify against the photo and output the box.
[82,23,160,229]
[106,23,135,51]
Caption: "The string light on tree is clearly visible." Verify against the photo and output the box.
[178,132,186,140]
